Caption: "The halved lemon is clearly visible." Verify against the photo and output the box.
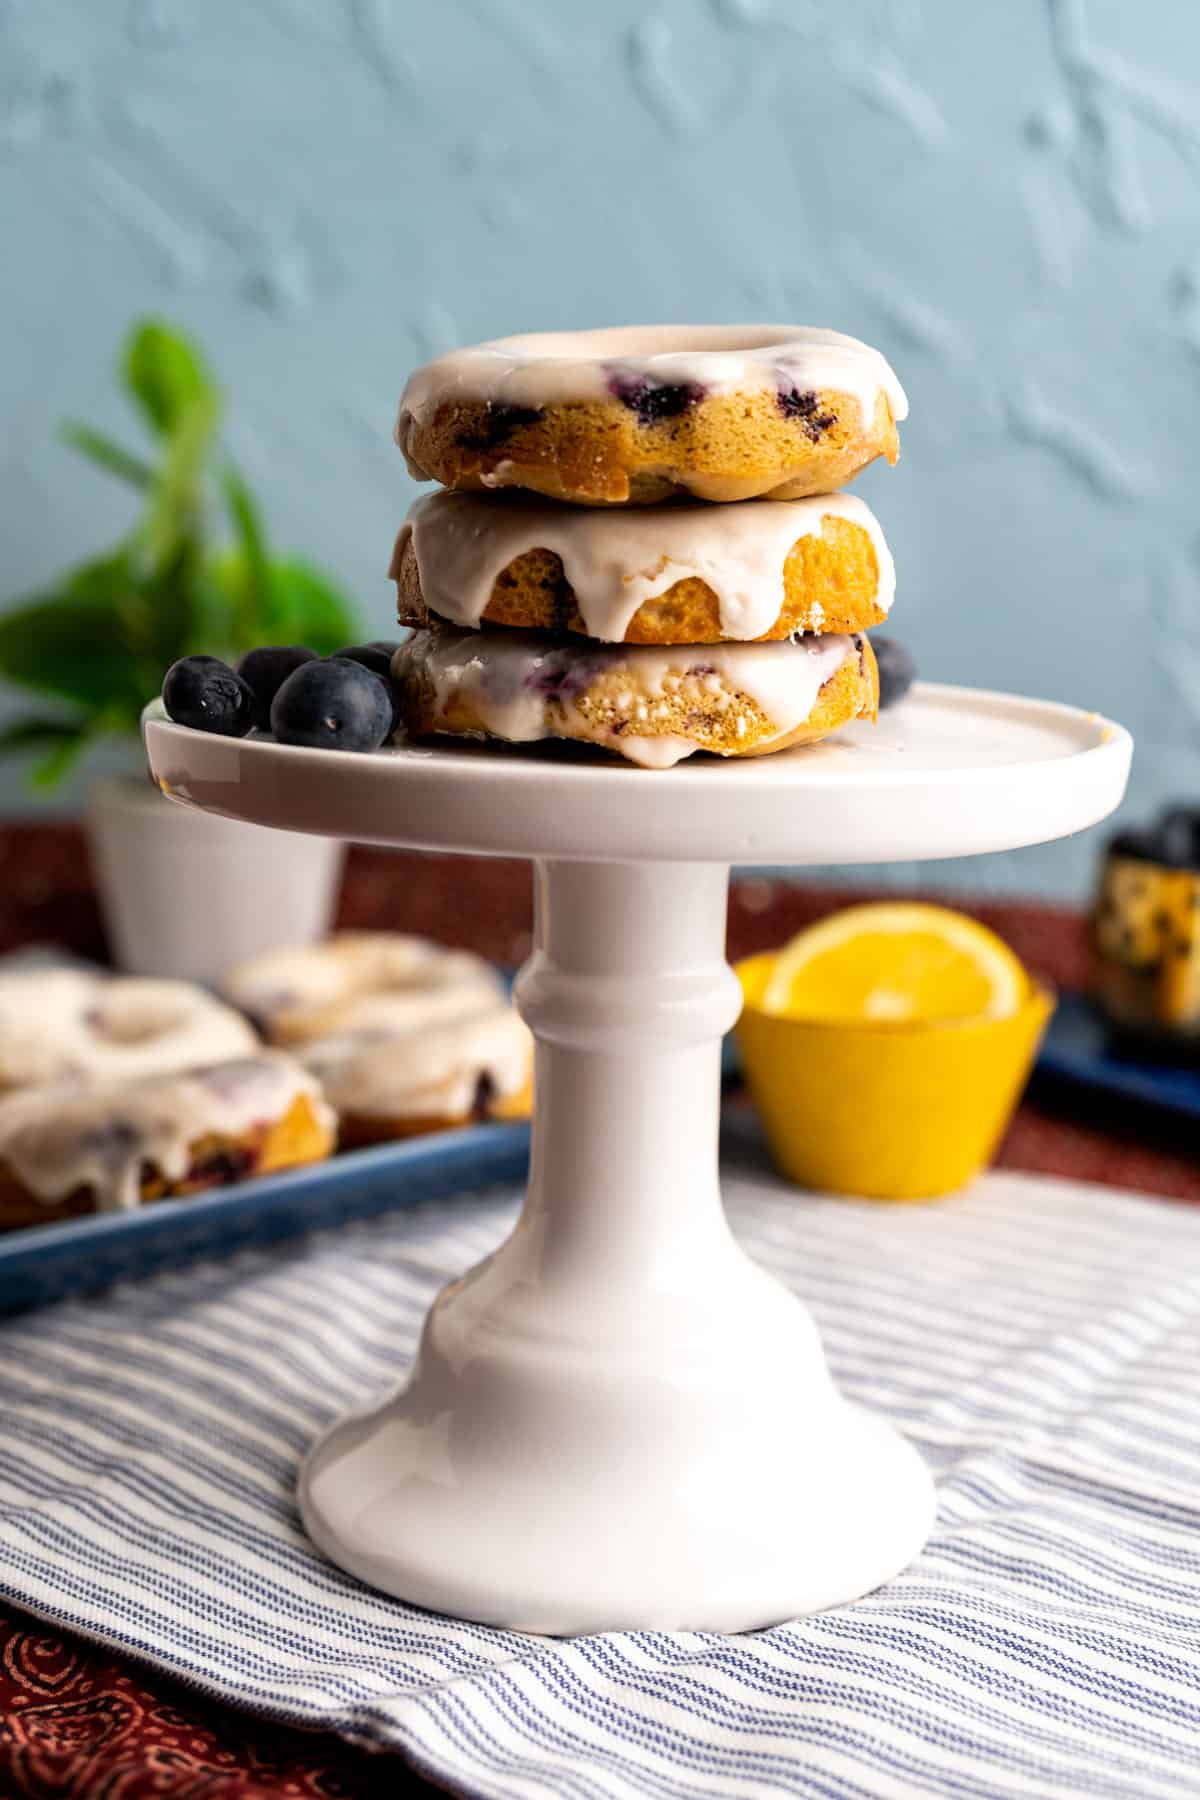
[760,903,1028,1025]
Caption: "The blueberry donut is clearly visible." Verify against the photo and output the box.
[223,931,506,1044]
[396,325,906,506]
[1091,818,1200,1047]
[299,1002,533,1147]
[0,967,258,1095]
[391,489,894,646]
[391,625,878,769]
[0,1052,334,1231]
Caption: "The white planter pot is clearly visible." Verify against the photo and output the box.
[86,775,344,983]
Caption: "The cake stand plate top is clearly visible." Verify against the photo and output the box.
[143,683,1131,866]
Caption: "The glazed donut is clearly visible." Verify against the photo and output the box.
[0,967,258,1095]
[222,932,506,1044]
[0,1051,335,1230]
[391,489,894,646]
[299,1002,533,1147]
[396,325,906,506]
[391,625,878,769]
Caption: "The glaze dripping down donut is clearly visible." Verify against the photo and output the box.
[299,1003,533,1146]
[391,489,895,646]
[0,1051,335,1226]
[391,626,879,768]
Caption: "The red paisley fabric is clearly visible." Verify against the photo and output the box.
[0,1604,434,1799]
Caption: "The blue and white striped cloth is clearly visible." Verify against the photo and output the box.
[1,1139,1198,1799]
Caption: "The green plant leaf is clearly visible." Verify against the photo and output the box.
[199,550,358,657]
[197,549,262,655]
[133,390,219,576]
[59,422,154,489]
[118,541,205,690]
[0,717,86,753]
[264,556,360,653]
[65,553,189,695]
[31,731,91,788]
[0,717,94,789]
[0,570,149,722]
[220,460,273,637]
[58,549,134,605]
[2,317,360,781]
[122,318,217,437]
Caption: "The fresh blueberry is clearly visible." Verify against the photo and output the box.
[872,636,917,710]
[270,656,394,752]
[235,645,317,729]
[329,644,403,730]
[331,642,399,682]
[162,655,256,737]
[607,375,705,425]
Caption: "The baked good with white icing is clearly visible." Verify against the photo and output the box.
[299,1002,533,1146]
[391,489,894,646]
[223,932,507,1045]
[391,625,878,769]
[224,934,531,1142]
[0,1051,335,1231]
[0,967,258,1096]
[396,325,906,506]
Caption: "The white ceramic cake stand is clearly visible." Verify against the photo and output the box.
[144,684,1131,1635]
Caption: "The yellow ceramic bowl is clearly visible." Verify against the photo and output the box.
[735,953,1055,1201]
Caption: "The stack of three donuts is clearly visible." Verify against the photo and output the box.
[388,325,907,769]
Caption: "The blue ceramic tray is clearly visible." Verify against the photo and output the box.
[0,1121,531,1319]
[1036,991,1200,1120]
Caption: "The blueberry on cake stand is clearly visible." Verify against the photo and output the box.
[144,684,1131,1635]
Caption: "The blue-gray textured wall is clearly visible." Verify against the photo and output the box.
[2,0,1197,895]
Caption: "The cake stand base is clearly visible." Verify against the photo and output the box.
[301,1396,931,1637]
[144,684,1131,1636]
[299,859,935,1635]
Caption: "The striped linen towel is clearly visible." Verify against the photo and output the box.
[0,1141,1198,1799]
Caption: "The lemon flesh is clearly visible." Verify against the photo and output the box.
[761,903,1028,1025]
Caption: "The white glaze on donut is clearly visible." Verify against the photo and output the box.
[393,489,894,644]
[223,932,505,1044]
[0,968,258,1093]
[393,627,859,768]
[0,1051,331,1212]
[300,1003,531,1123]
[398,325,908,432]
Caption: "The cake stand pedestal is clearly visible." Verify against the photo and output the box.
[145,685,1131,1635]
